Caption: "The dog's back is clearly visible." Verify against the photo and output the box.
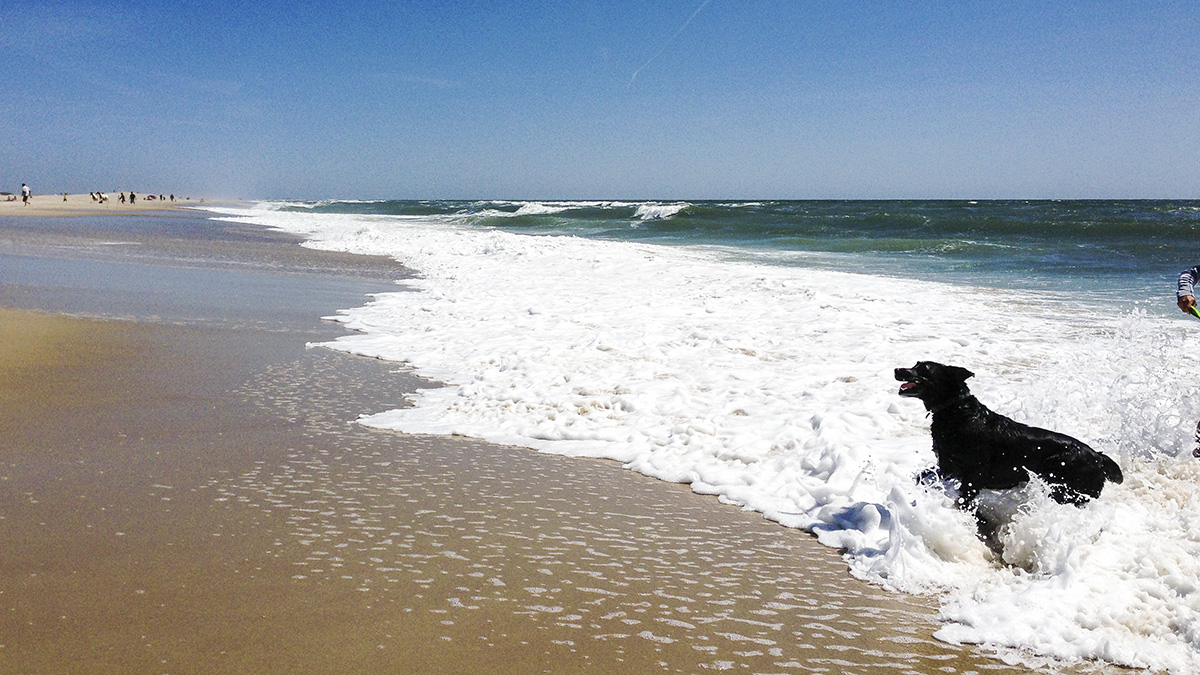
[931,400,1122,504]
[897,361,1123,506]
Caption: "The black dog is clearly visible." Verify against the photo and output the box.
[895,361,1122,508]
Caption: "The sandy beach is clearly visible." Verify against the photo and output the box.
[0,192,206,217]
[0,207,1067,673]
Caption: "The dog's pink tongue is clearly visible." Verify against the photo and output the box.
[900,382,917,391]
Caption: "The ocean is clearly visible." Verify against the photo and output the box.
[208,199,1200,672]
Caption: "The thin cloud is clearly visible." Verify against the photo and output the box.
[629,0,713,88]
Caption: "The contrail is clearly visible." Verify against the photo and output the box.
[628,0,712,87]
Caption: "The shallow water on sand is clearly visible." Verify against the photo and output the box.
[215,348,1099,674]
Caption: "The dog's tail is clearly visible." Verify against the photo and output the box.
[1101,453,1123,484]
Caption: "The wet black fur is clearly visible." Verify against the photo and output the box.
[895,361,1123,508]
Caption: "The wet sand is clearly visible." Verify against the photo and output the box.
[0,211,1076,673]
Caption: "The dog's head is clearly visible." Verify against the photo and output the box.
[894,361,974,409]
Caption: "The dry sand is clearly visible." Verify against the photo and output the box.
[0,209,1082,673]
[0,192,203,217]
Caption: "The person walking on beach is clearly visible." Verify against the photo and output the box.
[20,183,31,205]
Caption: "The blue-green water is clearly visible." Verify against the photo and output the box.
[279,199,1200,304]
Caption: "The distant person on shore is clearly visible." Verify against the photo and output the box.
[119,193,126,204]
[130,192,136,204]
[21,183,31,205]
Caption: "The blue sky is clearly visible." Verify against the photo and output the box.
[2,1,1197,199]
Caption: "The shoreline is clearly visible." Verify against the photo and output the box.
[0,210,1077,673]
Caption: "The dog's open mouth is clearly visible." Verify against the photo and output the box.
[894,367,923,396]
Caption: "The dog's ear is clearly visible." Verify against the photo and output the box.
[947,365,974,383]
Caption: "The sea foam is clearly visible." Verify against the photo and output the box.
[209,203,1200,672]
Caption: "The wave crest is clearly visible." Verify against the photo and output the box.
[634,202,690,220]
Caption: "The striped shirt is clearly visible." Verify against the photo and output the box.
[1179,266,1200,298]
